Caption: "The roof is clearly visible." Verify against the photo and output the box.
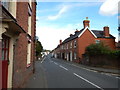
[62,29,115,45]
[92,30,115,38]
[62,29,84,44]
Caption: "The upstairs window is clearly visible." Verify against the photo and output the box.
[1,1,9,10]
[28,3,32,16]
[74,40,76,48]
[67,44,68,49]
[70,42,72,48]
[95,40,100,44]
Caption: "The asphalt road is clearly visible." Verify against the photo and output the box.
[26,54,120,89]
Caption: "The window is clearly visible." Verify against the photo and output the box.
[61,45,63,49]
[95,40,100,44]
[74,40,76,48]
[1,1,9,10]
[70,42,72,48]
[74,53,77,59]
[27,42,31,67]
[67,44,68,49]
[2,36,9,61]
[28,3,32,16]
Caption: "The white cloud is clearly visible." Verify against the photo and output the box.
[37,0,106,2]
[36,24,81,50]
[47,6,69,20]
[99,0,120,16]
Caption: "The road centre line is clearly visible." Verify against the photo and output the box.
[59,65,68,71]
[73,73,104,90]
[41,57,46,63]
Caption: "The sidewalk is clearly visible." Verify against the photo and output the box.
[24,60,47,88]
[54,58,120,76]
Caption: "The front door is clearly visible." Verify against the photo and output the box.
[2,35,9,89]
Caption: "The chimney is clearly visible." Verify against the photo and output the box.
[59,40,62,45]
[104,26,110,37]
[70,34,73,37]
[75,29,79,33]
[83,17,90,28]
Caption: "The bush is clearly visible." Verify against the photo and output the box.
[85,43,110,56]
[85,43,120,60]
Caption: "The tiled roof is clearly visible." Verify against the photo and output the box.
[62,29,84,44]
[62,29,115,44]
[91,30,115,38]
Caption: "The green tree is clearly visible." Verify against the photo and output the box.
[36,40,43,57]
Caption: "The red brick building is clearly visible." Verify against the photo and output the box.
[0,1,36,89]
[53,18,116,63]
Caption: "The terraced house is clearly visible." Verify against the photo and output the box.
[0,0,36,89]
[53,17,116,63]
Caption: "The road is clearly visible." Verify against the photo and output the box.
[27,54,120,89]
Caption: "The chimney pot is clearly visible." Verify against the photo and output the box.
[59,40,62,45]
[70,34,73,37]
[75,29,79,33]
[83,17,90,28]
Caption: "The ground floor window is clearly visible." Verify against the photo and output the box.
[27,42,31,67]
[2,35,9,61]
[74,52,77,60]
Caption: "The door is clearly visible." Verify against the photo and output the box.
[2,35,9,89]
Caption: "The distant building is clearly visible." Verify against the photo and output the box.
[0,1,37,88]
[53,17,116,63]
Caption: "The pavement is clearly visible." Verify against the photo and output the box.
[56,58,120,76]
[25,60,47,88]
[25,54,120,88]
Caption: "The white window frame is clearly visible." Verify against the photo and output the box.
[74,52,77,59]
[74,40,76,48]
[70,42,72,48]
[95,40,100,44]
[2,1,9,10]
[67,44,68,49]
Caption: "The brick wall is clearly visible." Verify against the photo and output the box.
[78,29,95,60]
[12,2,36,88]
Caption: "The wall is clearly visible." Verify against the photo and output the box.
[12,2,36,88]
[78,29,95,60]
[96,38,116,50]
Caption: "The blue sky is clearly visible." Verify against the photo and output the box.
[36,0,119,50]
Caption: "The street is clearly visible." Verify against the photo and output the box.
[26,54,119,89]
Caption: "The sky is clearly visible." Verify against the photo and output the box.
[36,0,120,50]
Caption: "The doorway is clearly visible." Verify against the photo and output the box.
[2,35,10,88]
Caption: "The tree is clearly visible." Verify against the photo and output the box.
[36,40,43,57]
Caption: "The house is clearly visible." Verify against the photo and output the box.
[53,17,116,63]
[0,1,37,89]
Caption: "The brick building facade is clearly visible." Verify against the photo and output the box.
[53,18,116,63]
[0,1,36,89]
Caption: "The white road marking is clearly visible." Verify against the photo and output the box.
[100,73,112,77]
[54,62,58,65]
[71,64,97,73]
[59,65,68,71]
[50,61,53,62]
[73,73,104,90]
[116,77,120,79]
[41,57,46,63]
